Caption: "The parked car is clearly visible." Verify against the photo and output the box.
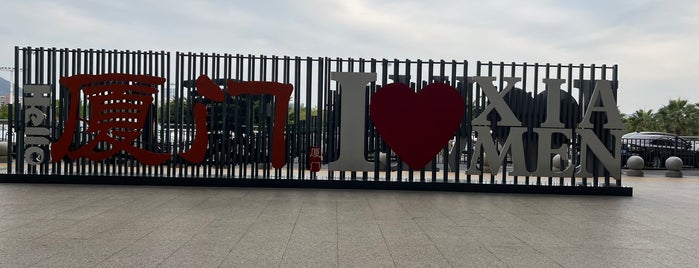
[621,132,698,168]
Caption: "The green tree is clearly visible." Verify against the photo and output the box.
[287,104,319,125]
[0,104,8,119]
[625,109,657,132]
[655,99,699,136]
[158,98,191,124]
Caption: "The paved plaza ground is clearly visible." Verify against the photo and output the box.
[0,171,698,267]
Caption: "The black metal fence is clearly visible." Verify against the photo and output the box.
[621,136,699,169]
[1,46,630,195]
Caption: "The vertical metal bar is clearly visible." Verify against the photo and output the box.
[391,58,400,182]
[555,63,565,187]
[439,59,447,183]
[36,47,46,175]
[448,60,457,183]
[522,63,529,185]
[294,56,302,180]
[464,60,472,184]
[509,62,516,185]
[61,48,69,175]
[578,64,586,186]
[222,53,232,178]
[475,60,483,184]
[544,63,553,186]
[315,57,323,180]
[567,64,575,186]
[325,57,333,181]
[11,47,19,174]
[20,47,30,174]
[399,59,409,182]
[283,56,291,180]
[49,48,58,175]
[612,64,620,186]
[336,57,345,181]
[486,61,494,184]
[273,55,283,179]
[424,59,434,182]
[601,64,610,187]
[590,64,597,187]
[358,58,368,181]
[304,57,314,180]
[346,57,354,181]
[498,61,505,184]
[380,58,389,182]
[370,58,379,182]
[533,63,540,185]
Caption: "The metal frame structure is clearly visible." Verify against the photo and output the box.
[0,46,632,196]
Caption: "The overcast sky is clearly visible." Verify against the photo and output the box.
[1,0,697,114]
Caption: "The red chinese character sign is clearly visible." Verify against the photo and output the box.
[52,74,173,165]
[224,79,292,169]
[52,73,293,168]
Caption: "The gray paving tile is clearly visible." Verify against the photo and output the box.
[0,218,34,233]
[0,238,60,267]
[572,247,667,268]
[338,223,394,268]
[486,245,563,268]
[0,219,79,239]
[544,228,614,247]
[337,200,375,223]
[448,214,495,227]
[51,205,114,220]
[508,226,574,247]
[533,246,615,268]
[41,218,125,239]
[140,216,216,241]
[417,224,481,248]
[439,245,509,268]
[638,248,699,268]
[218,221,296,267]
[280,221,337,267]
[31,238,132,268]
[378,221,434,246]
[386,243,453,268]
[95,238,186,267]
[368,202,413,221]
[191,218,256,243]
[463,226,526,247]
[157,239,235,268]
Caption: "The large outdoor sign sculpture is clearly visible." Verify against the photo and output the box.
[35,71,623,180]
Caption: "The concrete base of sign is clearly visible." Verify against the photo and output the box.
[0,174,633,196]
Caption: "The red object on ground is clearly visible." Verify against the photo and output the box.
[309,147,321,172]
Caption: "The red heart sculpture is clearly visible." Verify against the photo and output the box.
[370,83,464,170]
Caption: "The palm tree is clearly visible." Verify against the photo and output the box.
[626,109,657,132]
[655,99,699,136]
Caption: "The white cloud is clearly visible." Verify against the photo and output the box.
[1,0,697,113]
